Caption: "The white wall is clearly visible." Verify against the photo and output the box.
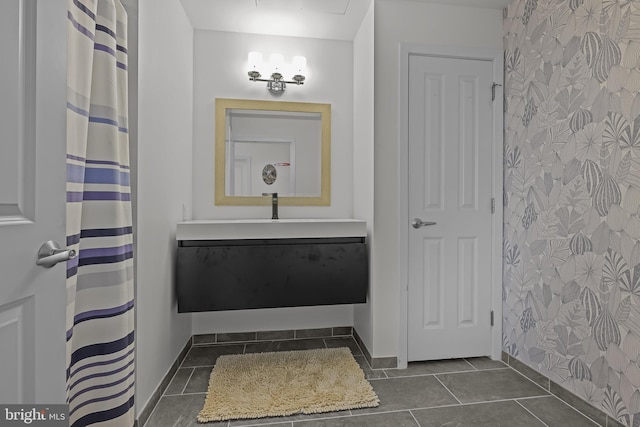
[191,30,356,334]
[136,0,193,417]
[369,0,503,358]
[353,2,375,353]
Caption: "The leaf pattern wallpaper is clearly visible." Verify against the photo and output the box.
[504,0,640,425]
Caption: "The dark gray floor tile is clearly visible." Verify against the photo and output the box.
[184,366,212,394]
[324,337,362,356]
[548,382,607,426]
[296,328,333,339]
[181,344,245,367]
[353,376,457,414]
[244,339,326,353]
[144,394,225,427]
[412,401,545,427]
[257,330,295,341]
[384,359,475,377]
[165,367,194,395]
[295,411,419,426]
[518,396,599,426]
[437,369,549,403]
[465,357,508,370]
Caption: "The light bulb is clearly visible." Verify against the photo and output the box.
[292,56,307,75]
[248,51,263,72]
[270,53,284,72]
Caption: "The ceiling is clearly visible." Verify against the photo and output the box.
[180,0,512,41]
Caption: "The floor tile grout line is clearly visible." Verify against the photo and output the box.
[180,367,196,395]
[506,364,555,395]
[162,365,188,397]
[515,399,550,427]
[529,394,603,427]
[408,409,422,426]
[433,374,463,405]
[381,366,506,379]
[462,358,478,370]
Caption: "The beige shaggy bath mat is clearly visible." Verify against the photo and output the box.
[197,347,379,422]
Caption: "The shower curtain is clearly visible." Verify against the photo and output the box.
[66,0,135,426]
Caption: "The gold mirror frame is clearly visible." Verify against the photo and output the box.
[215,98,331,206]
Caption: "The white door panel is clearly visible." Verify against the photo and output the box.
[0,0,67,403]
[408,54,494,361]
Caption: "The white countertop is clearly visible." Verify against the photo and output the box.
[176,219,368,240]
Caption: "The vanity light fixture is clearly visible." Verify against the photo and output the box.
[247,51,306,95]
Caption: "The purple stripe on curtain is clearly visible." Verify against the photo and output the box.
[67,101,90,117]
[67,165,131,186]
[81,226,133,238]
[67,234,81,246]
[68,359,135,399]
[70,331,135,368]
[79,245,133,259]
[67,11,95,40]
[94,43,116,57]
[69,388,134,425]
[116,62,127,71]
[87,159,130,169]
[74,299,134,325]
[68,227,133,247]
[67,264,78,280]
[67,154,86,162]
[95,23,115,39]
[78,251,133,267]
[116,45,127,54]
[72,0,96,21]
[69,348,135,379]
[81,191,131,201]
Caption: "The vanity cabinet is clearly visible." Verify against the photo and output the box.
[175,220,369,313]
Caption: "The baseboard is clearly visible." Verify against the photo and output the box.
[135,338,192,427]
[502,352,624,427]
[352,328,397,369]
[191,326,354,345]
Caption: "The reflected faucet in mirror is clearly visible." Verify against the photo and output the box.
[262,192,278,220]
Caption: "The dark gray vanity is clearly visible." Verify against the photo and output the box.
[176,219,368,312]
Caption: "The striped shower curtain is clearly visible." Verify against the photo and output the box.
[66,1,135,426]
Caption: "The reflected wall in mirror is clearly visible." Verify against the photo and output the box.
[215,98,331,206]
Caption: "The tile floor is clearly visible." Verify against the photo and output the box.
[144,337,600,427]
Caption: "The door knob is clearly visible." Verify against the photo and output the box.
[36,241,76,268]
[411,218,436,229]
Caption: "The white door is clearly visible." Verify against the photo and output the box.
[0,0,68,403]
[407,54,495,361]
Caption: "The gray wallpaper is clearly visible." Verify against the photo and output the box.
[504,0,640,425]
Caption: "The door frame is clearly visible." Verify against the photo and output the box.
[397,43,504,368]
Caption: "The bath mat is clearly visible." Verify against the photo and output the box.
[197,347,379,422]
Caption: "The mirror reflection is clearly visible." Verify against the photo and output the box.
[215,98,331,206]
[226,109,321,197]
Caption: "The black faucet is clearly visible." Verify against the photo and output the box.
[262,192,278,220]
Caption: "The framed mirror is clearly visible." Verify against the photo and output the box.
[215,98,331,206]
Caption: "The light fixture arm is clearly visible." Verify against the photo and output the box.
[247,72,305,95]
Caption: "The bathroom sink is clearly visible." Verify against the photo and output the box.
[176,219,367,240]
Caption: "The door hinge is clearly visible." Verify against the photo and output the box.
[491,82,502,101]
[490,310,494,326]
[491,197,496,214]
